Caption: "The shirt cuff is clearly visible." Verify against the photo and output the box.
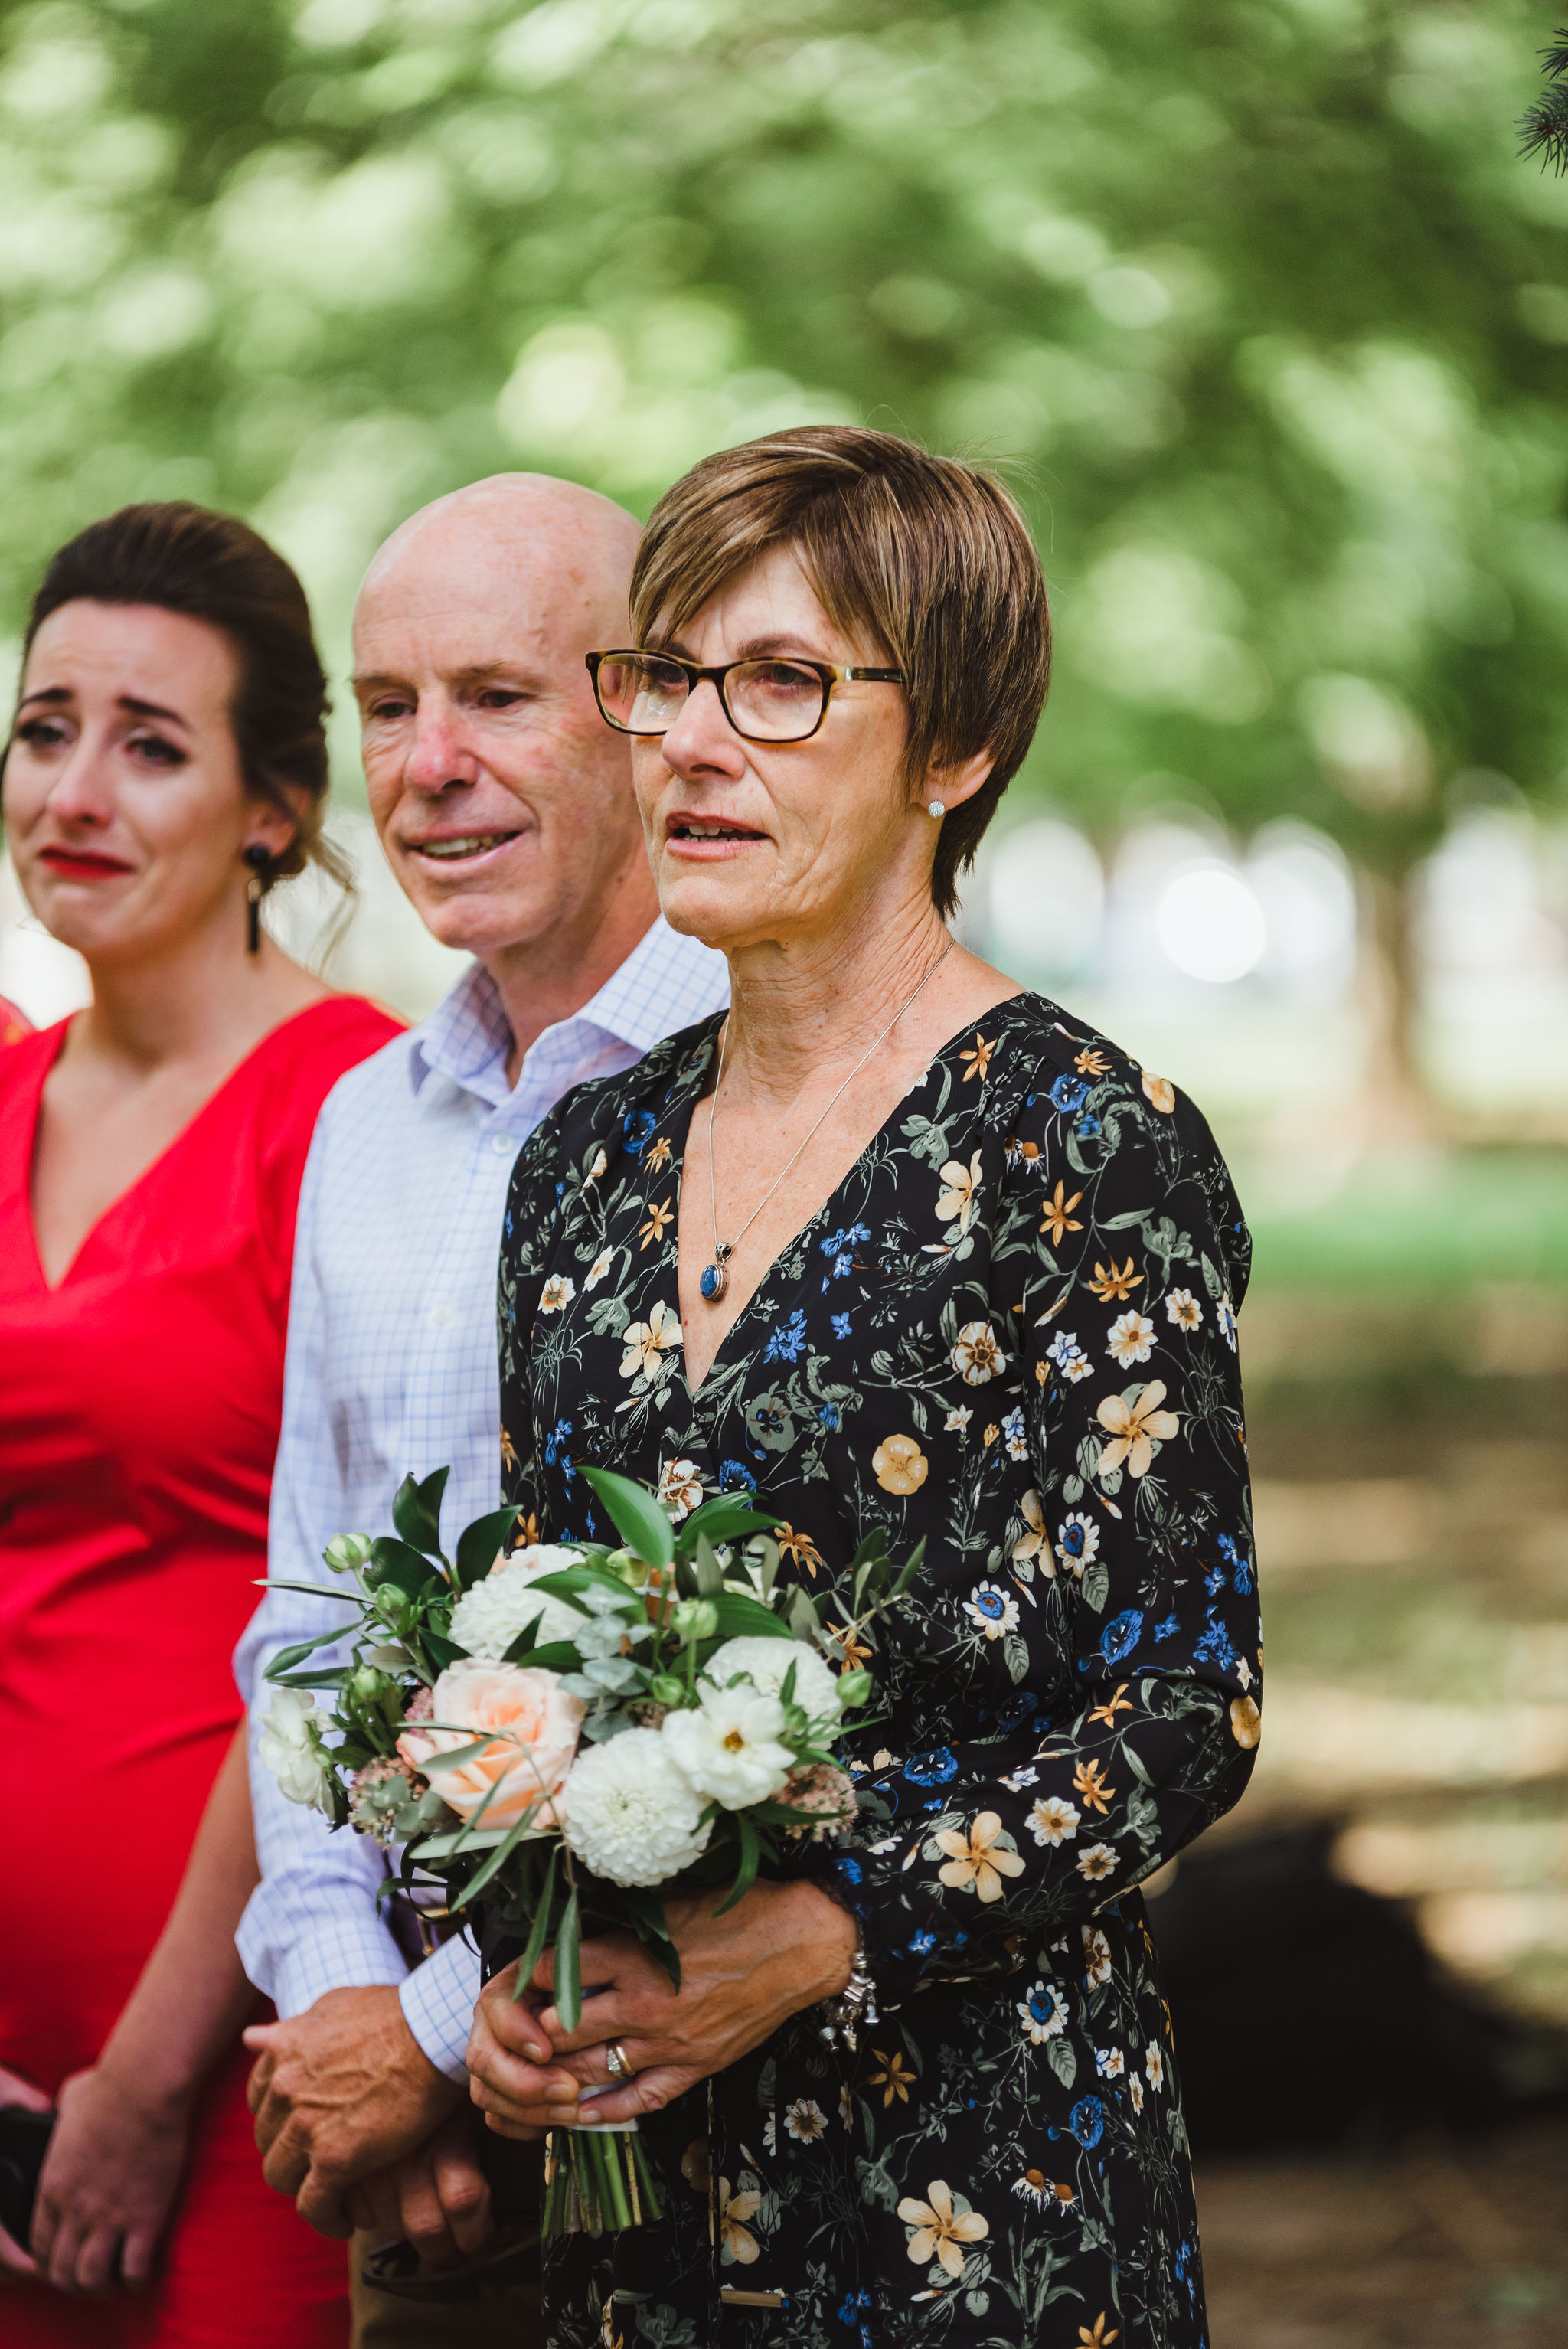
[399,1932,482,2083]
[237,1880,407,2019]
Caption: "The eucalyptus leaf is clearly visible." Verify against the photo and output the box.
[511,1846,559,2000]
[554,1889,582,2031]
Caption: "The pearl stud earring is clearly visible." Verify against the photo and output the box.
[928,799,945,819]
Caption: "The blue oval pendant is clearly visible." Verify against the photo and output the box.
[699,1259,728,1302]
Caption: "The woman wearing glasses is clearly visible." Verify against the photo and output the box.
[469,427,1261,2348]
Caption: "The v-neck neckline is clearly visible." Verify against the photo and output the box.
[21,998,338,1294]
[664,992,1034,1400]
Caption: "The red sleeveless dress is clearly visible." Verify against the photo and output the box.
[0,995,402,2347]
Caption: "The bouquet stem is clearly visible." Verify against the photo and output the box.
[543,2119,662,2237]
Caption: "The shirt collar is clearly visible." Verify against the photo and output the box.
[406,919,719,1108]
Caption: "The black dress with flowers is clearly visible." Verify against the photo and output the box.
[496,993,1260,2349]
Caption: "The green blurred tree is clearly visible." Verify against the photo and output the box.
[2,0,1565,1112]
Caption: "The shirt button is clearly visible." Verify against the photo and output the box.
[430,1300,454,1326]
[491,1132,514,1155]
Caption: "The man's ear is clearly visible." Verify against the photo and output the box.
[913,747,994,817]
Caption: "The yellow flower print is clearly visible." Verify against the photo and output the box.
[960,1032,995,1083]
[835,1625,874,1673]
[1096,1381,1180,1478]
[1013,1490,1047,1567]
[873,1434,929,1495]
[619,1299,681,1382]
[1230,1694,1262,1749]
[1141,1070,1175,1114]
[936,1151,984,1233]
[868,2048,915,2106]
[500,1426,518,1475]
[1074,1048,1109,1077]
[776,1522,825,1577]
[1040,1181,1084,1246]
[681,2138,710,2194]
[1089,1256,1142,1303]
[717,2175,761,2265]
[1088,1683,1132,1727]
[1080,2316,1121,2347]
[638,1197,675,1250]
[952,1319,1006,1384]
[644,1134,671,1170]
[896,2181,989,2279]
[934,1811,1027,1903]
[784,2098,828,2143]
[983,1422,999,1446]
[1072,1759,1116,1815]
[657,1458,704,1521]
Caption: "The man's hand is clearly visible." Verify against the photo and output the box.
[31,2064,191,2294]
[244,1986,461,2236]
[346,2107,496,2271]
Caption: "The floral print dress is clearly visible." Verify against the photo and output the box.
[495,992,1261,2349]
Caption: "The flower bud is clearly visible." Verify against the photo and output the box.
[671,1598,719,1642]
[835,1669,872,1710]
[648,1674,687,1708]
[604,1547,645,1586]
[324,1531,374,1575]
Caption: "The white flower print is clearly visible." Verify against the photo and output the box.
[1082,1926,1112,1986]
[964,1580,1020,1640]
[1165,1286,1202,1331]
[784,2098,828,2143]
[655,1457,704,1521]
[945,1405,973,1433]
[584,1249,615,1290]
[1000,1764,1039,1794]
[762,2111,776,2153]
[952,1320,1006,1384]
[1096,1381,1180,1478]
[1077,1842,1117,1883]
[1027,1794,1080,1847]
[1217,1290,1238,1350]
[1130,2073,1145,2114]
[1001,1406,1027,1462]
[1045,1328,1093,1383]
[1145,2041,1165,2092]
[1053,1512,1099,1580]
[1016,1980,1068,2044]
[619,1299,681,1383]
[539,1274,576,1312]
[1095,2047,1125,2079]
[1106,1309,1155,1367]
[936,1151,983,1234]
[839,2083,854,2128]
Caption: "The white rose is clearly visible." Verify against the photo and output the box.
[560,1727,714,1887]
[701,1635,841,1724]
[449,1544,590,1659]
[259,1690,332,1812]
[662,1682,793,1809]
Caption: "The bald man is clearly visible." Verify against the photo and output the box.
[232,477,727,2335]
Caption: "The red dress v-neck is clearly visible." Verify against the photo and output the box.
[0,992,401,2347]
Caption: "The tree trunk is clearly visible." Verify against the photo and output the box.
[1353,862,1436,1148]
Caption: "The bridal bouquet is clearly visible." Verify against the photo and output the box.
[259,1463,921,2237]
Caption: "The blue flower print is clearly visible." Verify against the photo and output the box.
[1046,1328,1089,1381]
[1204,1565,1226,1598]
[622,1108,656,1151]
[835,1854,864,1885]
[1069,2096,1105,2148]
[1101,1609,1144,1667]
[1218,1531,1254,1595]
[718,1460,756,1492]
[1194,1614,1238,1672]
[831,1312,852,1340]
[1049,1074,1089,1115]
[764,1308,808,1364]
[542,1416,573,1465]
[904,1746,959,1785]
[1076,1113,1102,1140]
[1152,1613,1178,1643]
[818,1403,841,1431]
[909,1929,937,1955]
[821,1222,871,1267]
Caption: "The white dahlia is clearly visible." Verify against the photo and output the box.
[449,1544,588,1660]
[662,1682,794,1809]
[560,1727,714,1887]
[701,1635,841,1723]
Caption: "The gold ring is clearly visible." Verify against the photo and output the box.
[605,2041,637,2083]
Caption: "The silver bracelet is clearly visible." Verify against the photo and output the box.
[818,1946,879,2051]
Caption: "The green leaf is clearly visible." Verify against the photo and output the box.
[1047,2036,1077,2088]
[1082,1560,1110,1614]
[511,1845,560,1998]
[711,1811,760,1916]
[267,1667,352,1689]
[505,1638,585,1673]
[454,1504,523,1593]
[368,1537,444,1599]
[681,1497,782,1545]
[554,1888,582,2031]
[1003,1632,1031,1687]
[423,1629,467,1669]
[712,1590,796,1641]
[578,1465,675,1567]
[394,1467,450,1557]
[890,1537,928,1601]
[694,1532,724,1596]
[263,1632,344,1679]
[499,1613,546,1665]
[452,1806,547,1907]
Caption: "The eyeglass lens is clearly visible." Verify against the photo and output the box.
[596,656,828,742]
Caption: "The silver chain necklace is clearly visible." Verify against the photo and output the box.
[698,935,956,1305]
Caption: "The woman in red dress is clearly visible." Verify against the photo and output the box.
[0,504,402,2346]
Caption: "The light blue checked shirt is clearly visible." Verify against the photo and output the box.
[234,920,728,2080]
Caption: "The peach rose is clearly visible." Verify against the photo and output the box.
[397,1659,584,1828]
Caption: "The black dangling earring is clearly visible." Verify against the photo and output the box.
[243,844,271,955]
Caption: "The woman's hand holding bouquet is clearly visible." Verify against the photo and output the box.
[257,1463,920,2236]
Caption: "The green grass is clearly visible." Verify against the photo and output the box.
[1241,1150,1568,1294]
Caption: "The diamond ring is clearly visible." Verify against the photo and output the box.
[605,2041,637,2084]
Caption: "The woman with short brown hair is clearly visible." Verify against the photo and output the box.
[469,428,1261,2347]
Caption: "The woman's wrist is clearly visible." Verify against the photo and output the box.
[769,1878,860,2008]
[92,2045,200,2126]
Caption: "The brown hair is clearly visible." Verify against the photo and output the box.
[18,501,348,897]
[630,426,1051,920]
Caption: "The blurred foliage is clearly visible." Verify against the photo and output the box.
[2,0,1567,864]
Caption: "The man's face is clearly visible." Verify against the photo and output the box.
[352,487,642,957]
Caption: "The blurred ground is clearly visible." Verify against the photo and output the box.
[1178,1173,1568,2344]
